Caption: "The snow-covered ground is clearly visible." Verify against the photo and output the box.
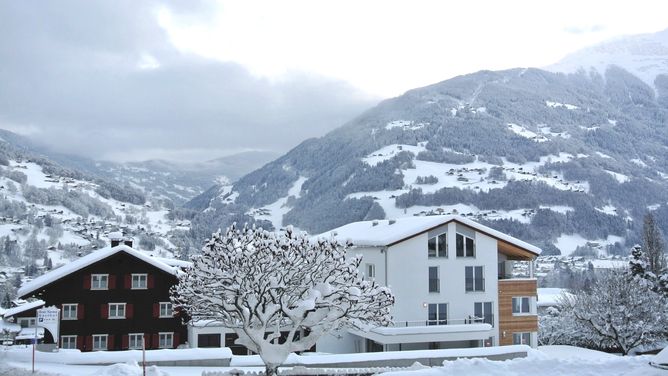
[382,346,661,376]
[1,346,663,376]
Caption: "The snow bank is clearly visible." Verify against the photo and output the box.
[2,346,232,365]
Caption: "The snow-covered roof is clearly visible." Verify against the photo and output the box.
[3,299,45,317]
[107,231,124,240]
[15,327,44,340]
[0,318,21,333]
[319,215,541,255]
[17,245,179,297]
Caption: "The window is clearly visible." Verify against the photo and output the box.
[93,334,108,351]
[365,263,375,279]
[129,333,144,350]
[18,318,36,328]
[465,266,484,292]
[474,301,494,326]
[109,303,126,319]
[456,234,475,257]
[62,304,78,320]
[513,332,531,346]
[132,274,147,289]
[61,335,77,349]
[428,266,439,292]
[159,332,173,349]
[91,274,108,290]
[159,302,173,318]
[428,233,447,258]
[512,297,532,315]
[427,303,448,325]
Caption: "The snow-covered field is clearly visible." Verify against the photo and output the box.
[1,346,663,376]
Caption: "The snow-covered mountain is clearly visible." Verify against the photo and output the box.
[187,66,668,257]
[548,28,668,88]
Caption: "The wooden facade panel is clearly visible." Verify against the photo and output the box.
[498,279,538,346]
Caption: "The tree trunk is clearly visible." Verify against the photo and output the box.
[265,365,279,376]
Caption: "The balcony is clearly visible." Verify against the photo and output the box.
[498,260,534,280]
[352,317,494,345]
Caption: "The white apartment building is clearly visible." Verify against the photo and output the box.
[315,215,541,353]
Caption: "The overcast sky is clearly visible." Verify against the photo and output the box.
[1,0,667,163]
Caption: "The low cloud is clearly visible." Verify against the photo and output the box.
[0,1,378,162]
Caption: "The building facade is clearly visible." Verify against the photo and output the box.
[315,215,540,353]
[16,244,188,351]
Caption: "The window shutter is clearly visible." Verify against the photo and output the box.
[85,336,93,352]
[108,335,114,350]
[144,332,150,349]
[126,303,134,319]
[83,274,91,289]
[76,336,83,350]
[101,304,108,319]
[147,274,155,289]
[173,333,180,349]
[124,274,131,289]
[108,275,116,289]
[77,304,85,319]
[152,303,159,318]
[152,334,159,349]
[122,335,129,349]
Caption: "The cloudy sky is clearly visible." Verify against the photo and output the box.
[1,0,667,162]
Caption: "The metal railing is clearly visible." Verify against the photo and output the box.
[391,316,493,327]
[465,277,485,292]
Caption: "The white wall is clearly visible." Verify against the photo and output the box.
[353,222,500,343]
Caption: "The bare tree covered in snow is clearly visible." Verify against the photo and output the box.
[171,224,394,375]
[560,269,668,354]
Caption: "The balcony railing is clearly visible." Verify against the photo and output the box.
[392,316,493,327]
[498,260,534,279]
[465,277,485,292]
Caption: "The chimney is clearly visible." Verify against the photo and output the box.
[109,231,132,248]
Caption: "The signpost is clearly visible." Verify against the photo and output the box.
[34,306,61,374]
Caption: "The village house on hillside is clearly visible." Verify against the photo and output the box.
[11,234,188,351]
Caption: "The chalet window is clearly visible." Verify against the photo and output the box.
[132,274,148,289]
[18,318,36,328]
[365,263,375,279]
[428,266,439,293]
[108,303,126,319]
[62,304,78,320]
[91,274,108,290]
[465,266,484,292]
[512,297,532,315]
[513,332,531,346]
[128,333,144,350]
[159,302,173,318]
[61,335,77,349]
[93,334,108,351]
[159,332,173,349]
[427,303,448,325]
[456,234,475,257]
[428,233,447,258]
